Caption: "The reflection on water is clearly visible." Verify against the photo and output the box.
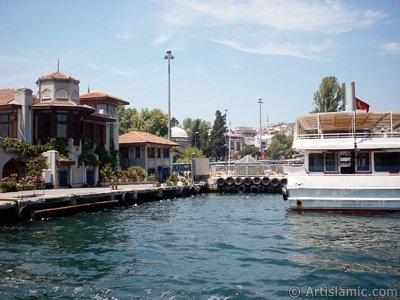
[285,210,400,290]
[0,194,399,299]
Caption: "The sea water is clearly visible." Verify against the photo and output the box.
[0,193,399,299]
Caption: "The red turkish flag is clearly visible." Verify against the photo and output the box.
[355,97,370,112]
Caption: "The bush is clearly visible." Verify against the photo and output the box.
[127,166,146,181]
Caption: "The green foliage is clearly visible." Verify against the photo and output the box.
[99,163,115,180]
[50,137,69,158]
[239,145,260,158]
[1,138,50,176]
[95,144,118,169]
[127,165,146,180]
[0,174,18,192]
[209,110,227,160]
[312,76,343,113]
[173,146,205,163]
[183,117,211,155]
[266,133,294,160]
[78,135,99,167]
[167,173,178,184]
[118,107,168,136]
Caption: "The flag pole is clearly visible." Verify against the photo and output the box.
[351,82,357,150]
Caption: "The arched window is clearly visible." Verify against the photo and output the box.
[42,89,52,100]
[71,91,78,102]
[56,89,68,100]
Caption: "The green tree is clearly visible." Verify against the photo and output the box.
[183,117,211,155]
[266,133,294,160]
[173,146,205,163]
[209,110,227,161]
[312,76,343,113]
[239,145,260,158]
[118,107,168,136]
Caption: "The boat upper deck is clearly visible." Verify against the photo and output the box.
[293,111,400,150]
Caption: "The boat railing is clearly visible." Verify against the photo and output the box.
[296,132,400,140]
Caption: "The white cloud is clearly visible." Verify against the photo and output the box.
[380,42,400,58]
[154,0,389,59]
[115,32,132,41]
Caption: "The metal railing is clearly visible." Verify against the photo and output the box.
[209,159,303,178]
[296,132,400,140]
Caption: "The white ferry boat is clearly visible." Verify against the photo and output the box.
[284,111,400,213]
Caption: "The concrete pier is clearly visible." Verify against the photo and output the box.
[0,183,206,225]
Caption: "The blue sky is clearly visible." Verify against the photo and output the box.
[1,0,399,128]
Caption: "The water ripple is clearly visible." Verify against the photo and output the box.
[0,194,399,299]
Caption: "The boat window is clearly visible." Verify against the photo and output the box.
[339,151,352,168]
[324,152,338,172]
[309,153,324,172]
[374,152,400,172]
[356,152,370,172]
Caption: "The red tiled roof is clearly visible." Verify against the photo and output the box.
[80,91,129,106]
[37,71,80,83]
[0,88,16,104]
[119,131,178,146]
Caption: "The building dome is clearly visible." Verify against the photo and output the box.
[171,126,190,148]
[171,126,188,139]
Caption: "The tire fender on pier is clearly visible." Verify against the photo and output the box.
[243,177,252,186]
[226,176,235,186]
[18,205,32,221]
[261,177,270,186]
[271,178,281,187]
[216,177,226,187]
[234,177,243,186]
[252,177,261,185]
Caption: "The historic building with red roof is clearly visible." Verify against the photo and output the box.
[0,69,129,187]
[119,131,177,182]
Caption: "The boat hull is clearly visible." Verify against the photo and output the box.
[286,187,400,213]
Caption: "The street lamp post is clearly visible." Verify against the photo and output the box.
[164,50,174,140]
[194,131,199,148]
[258,98,263,159]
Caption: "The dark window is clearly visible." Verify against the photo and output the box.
[135,147,141,158]
[309,153,324,172]
[157,148,161,158]
[148,147,155,158]
[374,152,400,172]
[163,148,170,158]
[120,147,128,159]
[324,152,338,172]
[0,113,15,138]
[356,152,370,172]
[56,114,67,138]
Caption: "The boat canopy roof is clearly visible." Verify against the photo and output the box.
[297,111,400,132]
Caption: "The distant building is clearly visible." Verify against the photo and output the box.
[0,70,128,187]
[119,131,178,182]
[171,125,190,148]
[226,130,245,160]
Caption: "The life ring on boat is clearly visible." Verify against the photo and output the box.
[216,177,226,187]
[261,176,270,186]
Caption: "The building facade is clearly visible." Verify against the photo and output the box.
[0,71,128,187]
[119,131,178,182]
